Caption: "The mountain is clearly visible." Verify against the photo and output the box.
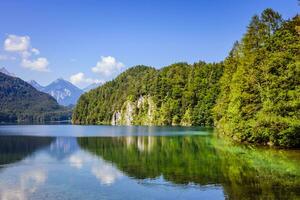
[0,67,15,77]
[28,78,84,106]
[28,80,44,91]
[73,63,223,127]
[73,9,299,147]
[42,78,83,106]
[0,68,77,110]
[0,72,71,122]
[83,82,103,92]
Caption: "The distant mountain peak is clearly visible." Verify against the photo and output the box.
[42,78,83,106]
[29,80,38,84]
[28,80,44,91]
[54,78,65,83]
[0,67,15,77]
[28,77,84,106]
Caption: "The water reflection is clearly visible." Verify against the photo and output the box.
[0,136,126,200]
[78,135,300,200]
[91,160,123,185]
[0,168,47,200]
[0,136,53,166]
[0,135,299,199]
[67,150,123,185]
[0,125,211,137]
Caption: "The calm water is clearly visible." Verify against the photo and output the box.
[0,125,299,200]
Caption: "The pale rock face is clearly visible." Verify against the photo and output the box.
[111,95,156,126]
[137,96,144,108]
[147,97,155,124]
[137,95,155,125]
[123,101,134,125]
[110,95,193,126]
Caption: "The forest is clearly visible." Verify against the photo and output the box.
[0,72,72,123]
[73,62,223,126]
[73,9,299,147]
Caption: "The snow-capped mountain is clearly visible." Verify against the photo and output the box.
[42,78,84,106]
[1,67,83,106]
[0,67,15,77]
[29,78,84,106]
[28,80,44,91]
[83,82,103,92]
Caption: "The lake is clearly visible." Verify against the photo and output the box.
[0,125,299,200]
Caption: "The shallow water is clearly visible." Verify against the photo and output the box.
[0,125,299,200]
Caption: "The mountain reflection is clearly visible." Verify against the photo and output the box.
[78,135,300,200]
[0,136,125,200]
[0,136,53,166]
[48,137,79,160]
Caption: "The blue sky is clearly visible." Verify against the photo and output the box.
[0,0,298,88]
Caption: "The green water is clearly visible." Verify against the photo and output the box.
[0,125,299,199]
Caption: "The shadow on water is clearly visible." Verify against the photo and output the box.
[78,135,300,200]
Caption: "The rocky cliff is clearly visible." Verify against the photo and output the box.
[111,96,156,126]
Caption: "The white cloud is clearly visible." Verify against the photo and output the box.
[70,72,103,87]
[70,72,85,85]
[92,56,124,76]
[21,57,49,72]
[4,34,30,52]
[21,50,31,58]
[3,34,49,72]
[31,48,40,55]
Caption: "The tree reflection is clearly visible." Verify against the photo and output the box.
[78,135,300,200]
[0,136,53,166]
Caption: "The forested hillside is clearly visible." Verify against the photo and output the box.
[0,72,71,122]
[73,62,223,126]
[73,9,299,147]
[213,9,300,147]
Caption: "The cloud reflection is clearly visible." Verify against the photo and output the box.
[0,168,47,200]
[69,152,84,169]
[91,162,123,185]
[68,150,123,186]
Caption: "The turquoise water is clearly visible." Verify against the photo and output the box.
[0,125,299,200]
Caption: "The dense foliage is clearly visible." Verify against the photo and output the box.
[0,72,72,122]
[73,62,223,126]
[73,9,299,147]
[213,9,300,147]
